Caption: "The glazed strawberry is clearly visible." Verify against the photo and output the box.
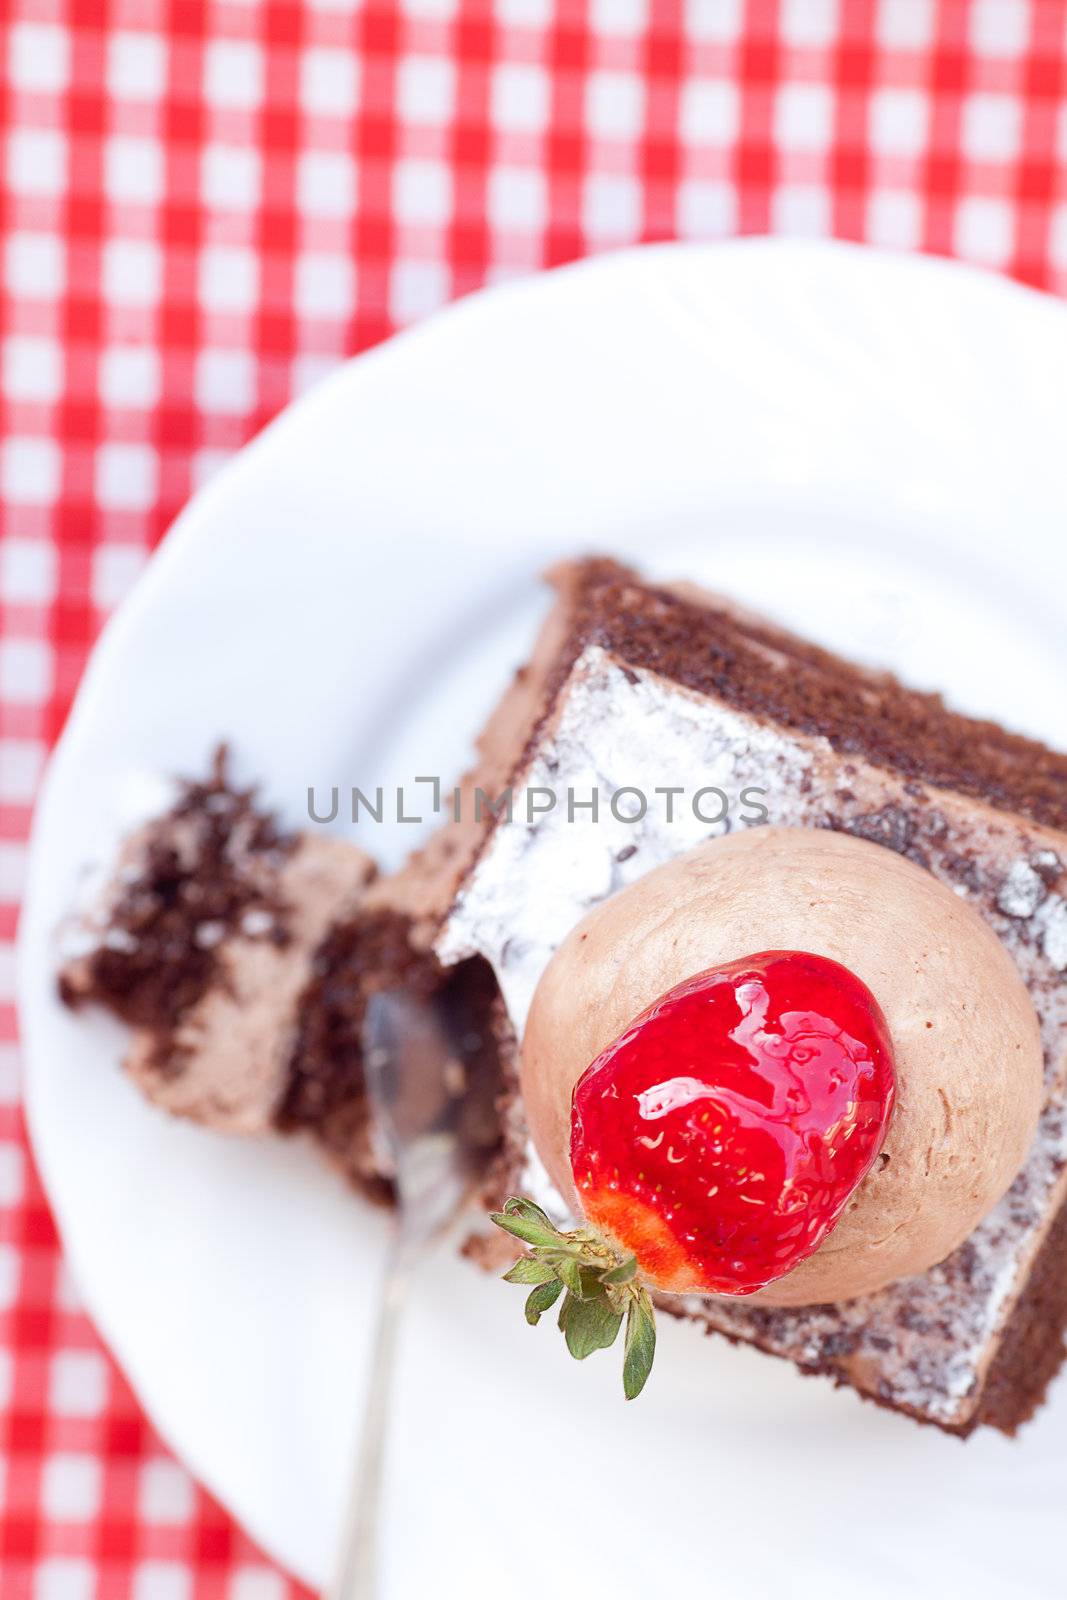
[570,951,896,1295]
[492,950,895,1396]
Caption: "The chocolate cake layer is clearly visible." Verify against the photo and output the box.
[540,561,1067,831]
[437,560,1067,1435]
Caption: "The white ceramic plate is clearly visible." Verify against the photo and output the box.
[19,240,1067,1599]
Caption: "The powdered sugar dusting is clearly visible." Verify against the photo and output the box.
[997,861,1044,919]
[1040,898,1067,971]
[439,647,815,1023]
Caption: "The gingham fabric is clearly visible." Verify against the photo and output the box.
[2,1,1067,1595]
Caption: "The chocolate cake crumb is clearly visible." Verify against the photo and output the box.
[841,805,917,856]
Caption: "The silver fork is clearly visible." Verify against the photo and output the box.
[325,986,496,1600]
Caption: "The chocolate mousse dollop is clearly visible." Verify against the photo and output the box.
[521,826,1044,1306]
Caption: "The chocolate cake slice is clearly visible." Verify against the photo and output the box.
[428,559,1067,1436]
[58,755,510,1203]
[59,559,1067,1436]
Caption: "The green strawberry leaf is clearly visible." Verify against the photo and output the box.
[623,1290,657,1400]
[502,1196,556,1229]
[524,1278,564,1325]
[503,1256,557,1287]
[490,1209,566,1250]
[564,1294,624,1360]
[555,1255,585,1296]
[577,1264,608,1300]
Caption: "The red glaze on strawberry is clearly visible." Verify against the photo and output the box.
[569,951,896,1296]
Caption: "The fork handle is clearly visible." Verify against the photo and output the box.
[325,1231,413,1600]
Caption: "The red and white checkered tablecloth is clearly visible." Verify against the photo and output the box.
[2,1,1066,1594]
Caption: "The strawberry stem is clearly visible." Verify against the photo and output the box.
[490,1196,657,1399]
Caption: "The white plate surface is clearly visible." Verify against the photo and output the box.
[18,240,1067,1599]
